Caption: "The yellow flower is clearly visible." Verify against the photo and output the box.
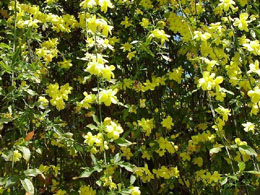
[210,171,221,183]
[121,147,133,160]
[138,118,154,136]
[102,65,115,80]
[80,0,96,8]
[130,186,141,195]
[180,152,191,161]
[13,150,22,162]
[99,0,113,13]
[127,51,136,61]
[248,86,260,103]
[168,67,183,84]
[193,157,203,167]
[139,99,146,108]
[140,0,153,9]
[80,185,96,195]
[218,0,236,12]
[149,29,170,44]
[99,89,118,106]
[104,118,124,140]
[58,59,72,69]
[121,16,132,28]
[242,122,255,133]
[140,18,149,28]
[121,42,132,52]
[234,13,249,32]
[161,116,174,130]
[54,189,66,195]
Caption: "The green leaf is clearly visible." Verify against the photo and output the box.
[210,146,223,155]
[5,176,18,188]
[115,138,132,147]
[26,89,37,96]
[91,154,98,165]
[21,178,34,195]
[0,43,11,49]
[114,153,121,163]
[227,175,238,181]
[238,162,245,172]
[130,175,136,185]
[18,146,31,162]
[239,145,257,156]
[119,162,135,172]
[245,170,260,175]
[220,177,228,186]
[24,169,44,178]
[92,115,100,124]
[87,124,98,130]
[140,44,155,57]
[73,168,95,179]
[0,61,12,73]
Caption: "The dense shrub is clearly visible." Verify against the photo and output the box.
[0,0,260,194]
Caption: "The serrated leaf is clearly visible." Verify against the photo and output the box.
[239,145,257,156]
[21,178,34,195]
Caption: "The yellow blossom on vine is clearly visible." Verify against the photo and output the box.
[121,16,132,28]
[140,18,149,28]
[130,186,141,195]
[248,86,260,104]
[80,0,96,8]
[80,185,96,195]
[13,150,22,162]
[54,190,66,195]
[161,116,174,130]
[99,0,113,13]
[168,67,183,84]
[121,42,132,52]
[138,118,154,136]
[193,157,203,167]
[121,147,133,160]
[58,59,72,69]
[218,0,236,12]
[149,29,170,44]
[242,122,255,133]
[104,117,124,140]
[127,51,136,61]
[198,71,223,91]
[99,89,118,106]
[234,13,249,32]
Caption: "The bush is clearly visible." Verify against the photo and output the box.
[0,0,260,194]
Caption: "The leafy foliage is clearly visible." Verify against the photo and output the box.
[0,0,260,194]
